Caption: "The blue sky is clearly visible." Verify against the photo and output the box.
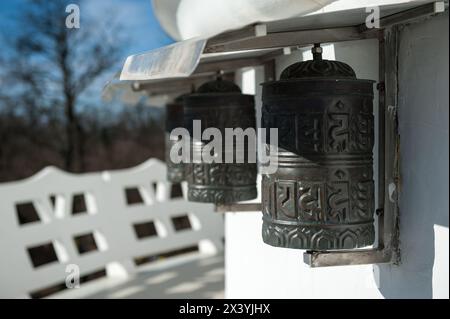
[0,0,174,58]
[81,0,175,56]
[0,0,175,110]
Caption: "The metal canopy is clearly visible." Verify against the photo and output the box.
[202,0,442,54]
[265,0,438,33]
[124,0,444,97]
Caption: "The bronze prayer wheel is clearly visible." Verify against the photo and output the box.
[261,44,375,250]
[165,95,185,183]
[184,78,257,204]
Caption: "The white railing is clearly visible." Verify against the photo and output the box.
[0,159,223,298]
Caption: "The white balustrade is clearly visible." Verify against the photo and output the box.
[0,159,223,298]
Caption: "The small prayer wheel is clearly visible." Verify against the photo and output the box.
[184,78,257,204]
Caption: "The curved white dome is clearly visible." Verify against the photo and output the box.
[176,0,337,39]
[152,0,182,40]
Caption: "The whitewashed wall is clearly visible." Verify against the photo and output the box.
[0,159,223,298]
[380,12,449,299]
[226,13,449,299]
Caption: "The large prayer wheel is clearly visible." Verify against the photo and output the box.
[261,44,375,250]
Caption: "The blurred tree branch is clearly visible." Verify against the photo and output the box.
[1,0,124,172]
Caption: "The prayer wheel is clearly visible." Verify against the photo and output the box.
[261,44,375,250]
[184,78,257,204]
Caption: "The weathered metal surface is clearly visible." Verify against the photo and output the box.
[165,96,186,183]
[184,78,257,204]
[304,248,390,267]
[261,45,375,250]
[379,27,401,264]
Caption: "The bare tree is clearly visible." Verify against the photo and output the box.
[1,0,123,172]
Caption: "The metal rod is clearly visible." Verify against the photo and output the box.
[377,31,386,250]
[382,25,402,265]
[204,27,372,54]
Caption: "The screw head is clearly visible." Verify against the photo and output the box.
[312,46,323,55]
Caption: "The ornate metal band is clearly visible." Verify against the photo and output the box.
[261,158,375,250]
[188,185,257,204]
[262,220,375,250]
[186,162,257,204]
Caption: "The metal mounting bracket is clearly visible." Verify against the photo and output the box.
[303,28,401,268]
